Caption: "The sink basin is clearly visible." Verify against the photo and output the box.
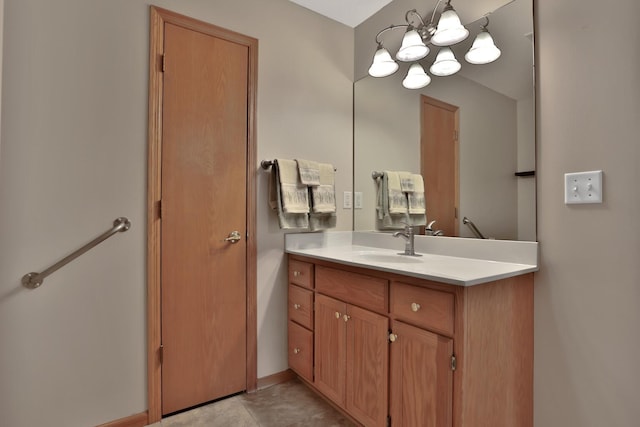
[352,250,424,264]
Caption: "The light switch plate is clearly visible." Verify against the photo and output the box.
[343,191,352,209]
[354,192,363,209]
[564,170,603,204]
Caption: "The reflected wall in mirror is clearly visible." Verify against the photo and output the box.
[354,0,535,241]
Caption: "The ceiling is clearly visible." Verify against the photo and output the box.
[288,0,391,27]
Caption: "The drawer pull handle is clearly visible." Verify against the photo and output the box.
[411,302,421,312]
[389,333,398,343]
[293,271,301,277]
[293,304,301,310]
[293,348,301,354]
[335,312,341,319]
[343,314,351,322]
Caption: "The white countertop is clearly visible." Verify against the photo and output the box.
[285,231,538,286]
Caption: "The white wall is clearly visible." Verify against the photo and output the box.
[534,0,640,425]
[0,0,353,426]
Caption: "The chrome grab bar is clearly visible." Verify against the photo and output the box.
[463,216,486,239]
[21,217,131,289]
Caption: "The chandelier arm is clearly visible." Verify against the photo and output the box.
[405,9,425,28]
[428,0,446,25]
[374,24,410,44]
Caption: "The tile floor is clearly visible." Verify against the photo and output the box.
[148,378,356,427]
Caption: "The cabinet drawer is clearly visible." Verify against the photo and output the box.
[316,266,388,313]
[288,321,313,382]
[289,284,313,330]
[391,282,455,336]
[289,259,314,289]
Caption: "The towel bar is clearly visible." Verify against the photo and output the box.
[372,171,384,179]
[261,160,337,171]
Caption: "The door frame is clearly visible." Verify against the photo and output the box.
[146,6,258,423]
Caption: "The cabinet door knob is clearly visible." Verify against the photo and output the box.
[411,302,421,312]
[293,304,301,310]
[343,314,351,322]
[293,270,301,277]
[335,312,341,319]
[293,348,301,354]
[389,333,398,343]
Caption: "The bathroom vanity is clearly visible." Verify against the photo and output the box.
[285,232,537,427]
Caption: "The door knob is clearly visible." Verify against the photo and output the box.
[224,231,242,243]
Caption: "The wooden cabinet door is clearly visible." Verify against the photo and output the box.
[346,305,389,427]
[314,294,347,405]
[390,320,453,427]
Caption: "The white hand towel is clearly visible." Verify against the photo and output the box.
[386,171,408,214]
[408,174,426,214]
[408,173,427,226]
[375,171,409,229]
[268,159,310,229]
[296,159,321,186]
[398,171,415,193]
[311,163,336,213]
[278,159,310,214]
[310,163,337,231]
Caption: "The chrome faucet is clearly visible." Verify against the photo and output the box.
[393,224,421,256]
[425,220,444,236]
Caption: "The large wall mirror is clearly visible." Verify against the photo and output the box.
[354,0,535,241]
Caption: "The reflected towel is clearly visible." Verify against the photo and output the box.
[398,171,415,193]
[376,171,409,229]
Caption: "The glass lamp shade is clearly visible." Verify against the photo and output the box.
[430,47,461,76]
[368,46,399,77]
[431,7,469,46]
[402,63,432,89]
[464,29,501,64]
[396,29,429,62]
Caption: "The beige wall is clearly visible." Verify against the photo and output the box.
[535,0,640,425]
[0,0,353,426]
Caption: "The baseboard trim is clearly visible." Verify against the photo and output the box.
[95,411,148,427]
[256,369,296,391]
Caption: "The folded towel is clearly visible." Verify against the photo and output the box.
[386,171,408,214]
[408,174,426,214]
[296,159,321,186]
[277,159,310,214]
[310,163,337,231]
[311,163,336,213]
[268,159,309,229]
[375,171,409,229]
[398,171,415,193]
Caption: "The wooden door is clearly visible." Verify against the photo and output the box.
[315,294,347,406]
[421,96,459,237]
[345,305,389,427]
[390,320,453,427]
[160,21,248,415]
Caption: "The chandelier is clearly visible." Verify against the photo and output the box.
[368,0,501,90]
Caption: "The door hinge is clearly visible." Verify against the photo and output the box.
[451,354,457,371]
[387,414,391,427]
[454,207,458,219]
[453,130,458,141]
[161,54,166,72]
[159,344,164,364]
[158,199,162,219]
